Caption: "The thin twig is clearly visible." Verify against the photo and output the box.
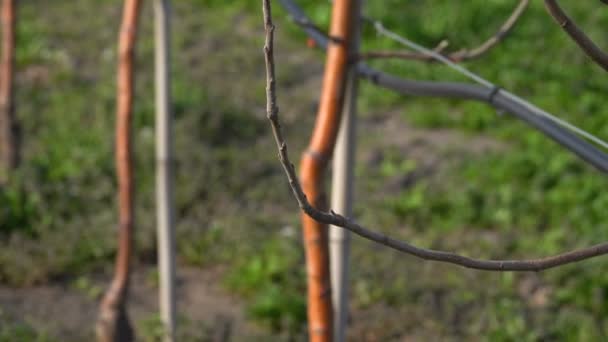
[369,20,608,153]
[358,0,529,62]
[278,0,608,174]
[263,0,608,272]
[544,0,608,72]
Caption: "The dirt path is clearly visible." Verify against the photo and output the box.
[0,266,264,341]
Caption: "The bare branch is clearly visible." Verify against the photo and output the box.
[279,0,608,174]
[358,0,529,62]
[544,0,608,71]
[263,0,608,272]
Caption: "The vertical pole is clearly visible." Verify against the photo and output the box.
[0,0,17,182]
[153,0,176,341]
[329,2,360,340]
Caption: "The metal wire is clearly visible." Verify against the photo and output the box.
[372,20,608,151]
[278,0,608,172]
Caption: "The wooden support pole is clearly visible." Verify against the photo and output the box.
[0,0,17,182]
[329,2,360,340]
[153,0,177,340]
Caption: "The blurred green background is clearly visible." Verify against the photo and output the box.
[1,0,608,340]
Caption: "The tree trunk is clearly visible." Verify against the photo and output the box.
[0,0,18,182]
[97,1,141,341]
[299,0,358,340]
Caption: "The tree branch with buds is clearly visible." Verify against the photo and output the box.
[263,0,608,272]
[358,0,529,62]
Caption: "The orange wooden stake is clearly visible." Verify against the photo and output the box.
[299,0,358,340]
[97,0,141,341]
[0,0,17,182]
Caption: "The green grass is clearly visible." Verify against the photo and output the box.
[284,1,608,339]
[2,0,608,340]
[0,309,53,342]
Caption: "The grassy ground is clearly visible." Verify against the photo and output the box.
[1,0,608,340]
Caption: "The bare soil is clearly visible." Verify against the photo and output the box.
[0,266,266,341]
[0,2,513,341]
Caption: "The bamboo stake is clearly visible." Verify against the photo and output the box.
[299,0,357,340]
[329,2,360,340]
[0,0,17,182]
[153,0,176,340]
[97,1,141,341]
[328,76,356,342]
